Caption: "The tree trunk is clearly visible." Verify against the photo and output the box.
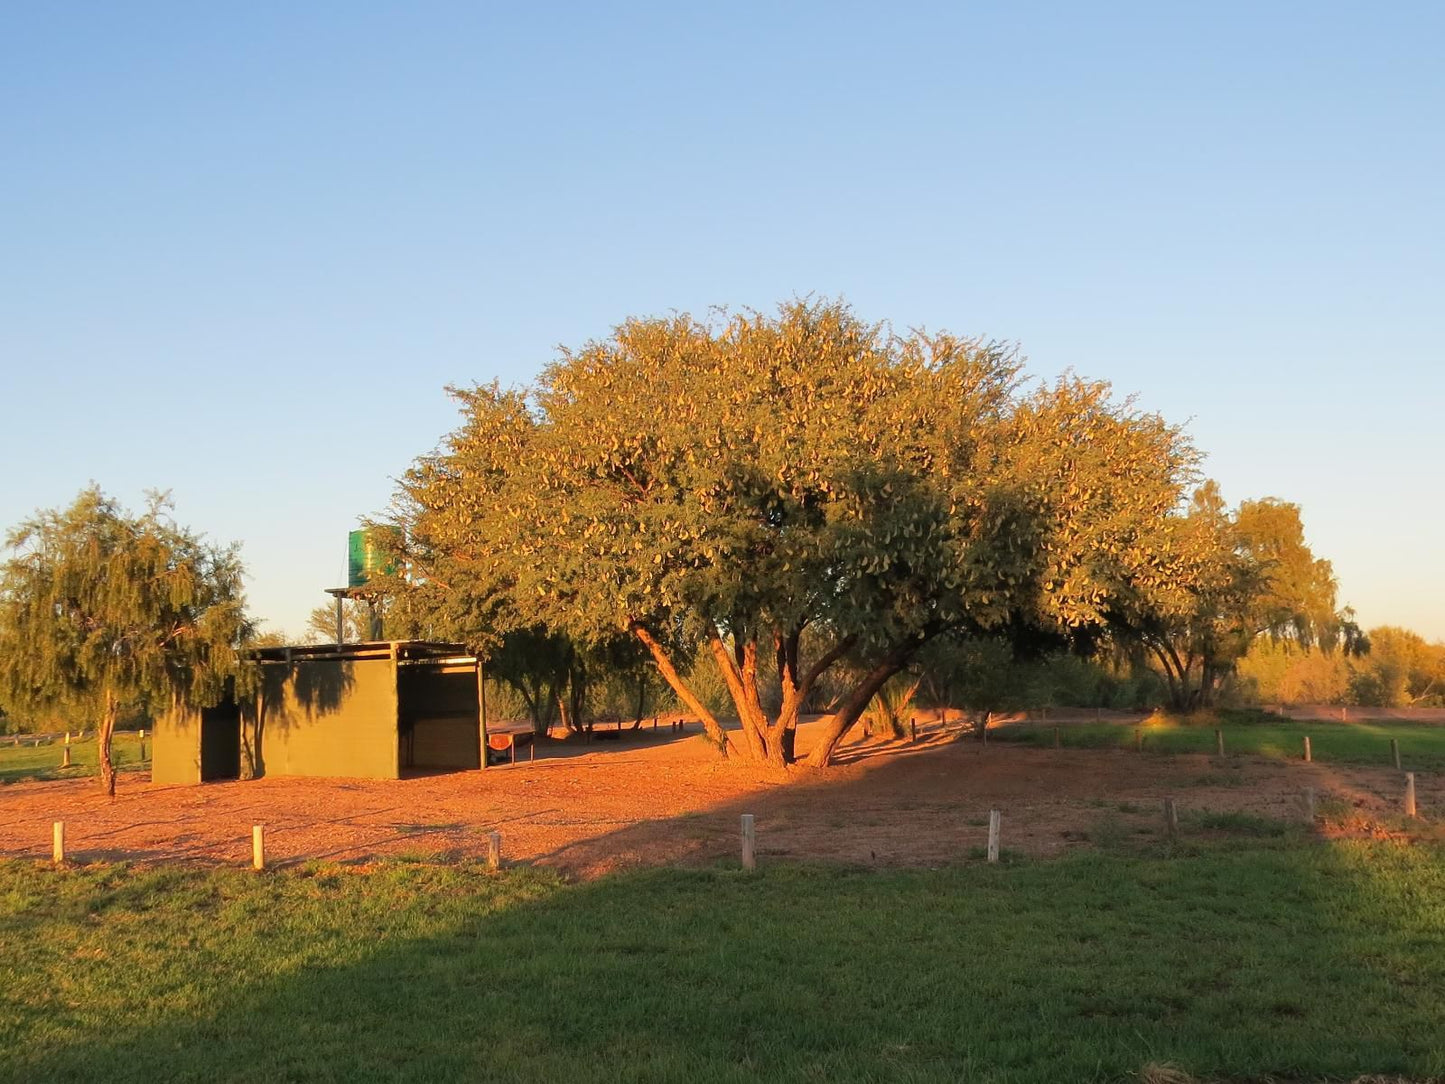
[707,628,770,760]
[1147,640,1193,712]
[632,623,732,755]
[803,646,916,768]
[771,628,855,767]
[631,673,647,729]
[98,688,119,797]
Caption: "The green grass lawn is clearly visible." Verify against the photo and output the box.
[0,732,150,785]
[3,837,1444,1082]
[993,713,1445,770]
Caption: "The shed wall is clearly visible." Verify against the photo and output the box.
[152,700,202,785]
[253,657,399,780]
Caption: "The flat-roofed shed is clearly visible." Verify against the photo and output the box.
[153,641,487,784]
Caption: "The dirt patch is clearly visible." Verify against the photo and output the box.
[0,718,1436,877]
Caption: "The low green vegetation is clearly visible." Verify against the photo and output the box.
[0,733,150,786]
[3,839,1444,1082]
[993,714,1445,770]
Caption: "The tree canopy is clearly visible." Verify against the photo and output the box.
[1111,482,1361,709]
[393,300,1199,766]
[0,487,251,793]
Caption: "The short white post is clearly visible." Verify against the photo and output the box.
[61,745,72,769]
[1215,729,1224,756]
[1405,773,1417,819]
[252,825,265,871]
[1391,739,1401,771]
[1303,787,1316,824]
[487,831,502,871]
[986,809,1000,863]
[53,821,65,864]
[1303,736,1311,763]
[741,813,756,871]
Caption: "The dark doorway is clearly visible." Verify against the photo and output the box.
[398,665,481,774]
[200,700,242,781]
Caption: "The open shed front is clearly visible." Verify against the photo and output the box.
[152,642,484,785]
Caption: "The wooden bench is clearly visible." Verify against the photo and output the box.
[486,729,535,766]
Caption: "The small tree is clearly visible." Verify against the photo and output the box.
[0,487,251,795]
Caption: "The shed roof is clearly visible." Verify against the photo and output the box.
[245,641,473,665]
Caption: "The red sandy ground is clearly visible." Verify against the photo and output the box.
[0,718,1436,878]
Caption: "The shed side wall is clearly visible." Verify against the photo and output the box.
[152,700,202,785]
[260,658,399,780]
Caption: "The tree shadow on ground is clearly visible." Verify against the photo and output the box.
[5,831,1445,1084]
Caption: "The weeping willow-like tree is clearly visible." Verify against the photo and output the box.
[0,487,252,795]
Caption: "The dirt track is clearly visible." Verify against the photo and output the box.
[0,718,1435,877]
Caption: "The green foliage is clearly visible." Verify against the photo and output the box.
[396,299,1197,765]
[304,599,384,644]
[1236,626,1445,708]
[0,487,251,792]
[862,673,919,738]
[1347,626,1445,707]
[1112,483,1360,710]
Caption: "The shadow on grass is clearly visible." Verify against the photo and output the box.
[4,836,1445,1081]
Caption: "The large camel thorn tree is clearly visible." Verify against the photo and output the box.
[0,487,252,796]
[395,300,1198,768]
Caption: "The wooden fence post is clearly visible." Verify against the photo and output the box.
[1391,739,1401,771]
[1405,773,1417,819]
[487,831,502,871]
[1302,787,1316,824]
[987,810,1000,863]
[252,825,265,871]
[740,814,756,871]
[1215,729,1224,757]
[1163,798,1178,840]
[1303,736,1311,763]
[61,745,71,769]
[52,822,65,864]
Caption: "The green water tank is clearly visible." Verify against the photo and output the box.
[347,527,401,588]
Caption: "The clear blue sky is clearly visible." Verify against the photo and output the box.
[3,3,1442,640]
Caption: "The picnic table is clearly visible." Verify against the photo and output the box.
[486,726,535,766]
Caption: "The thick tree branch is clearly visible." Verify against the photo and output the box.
[631,622,732,755]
